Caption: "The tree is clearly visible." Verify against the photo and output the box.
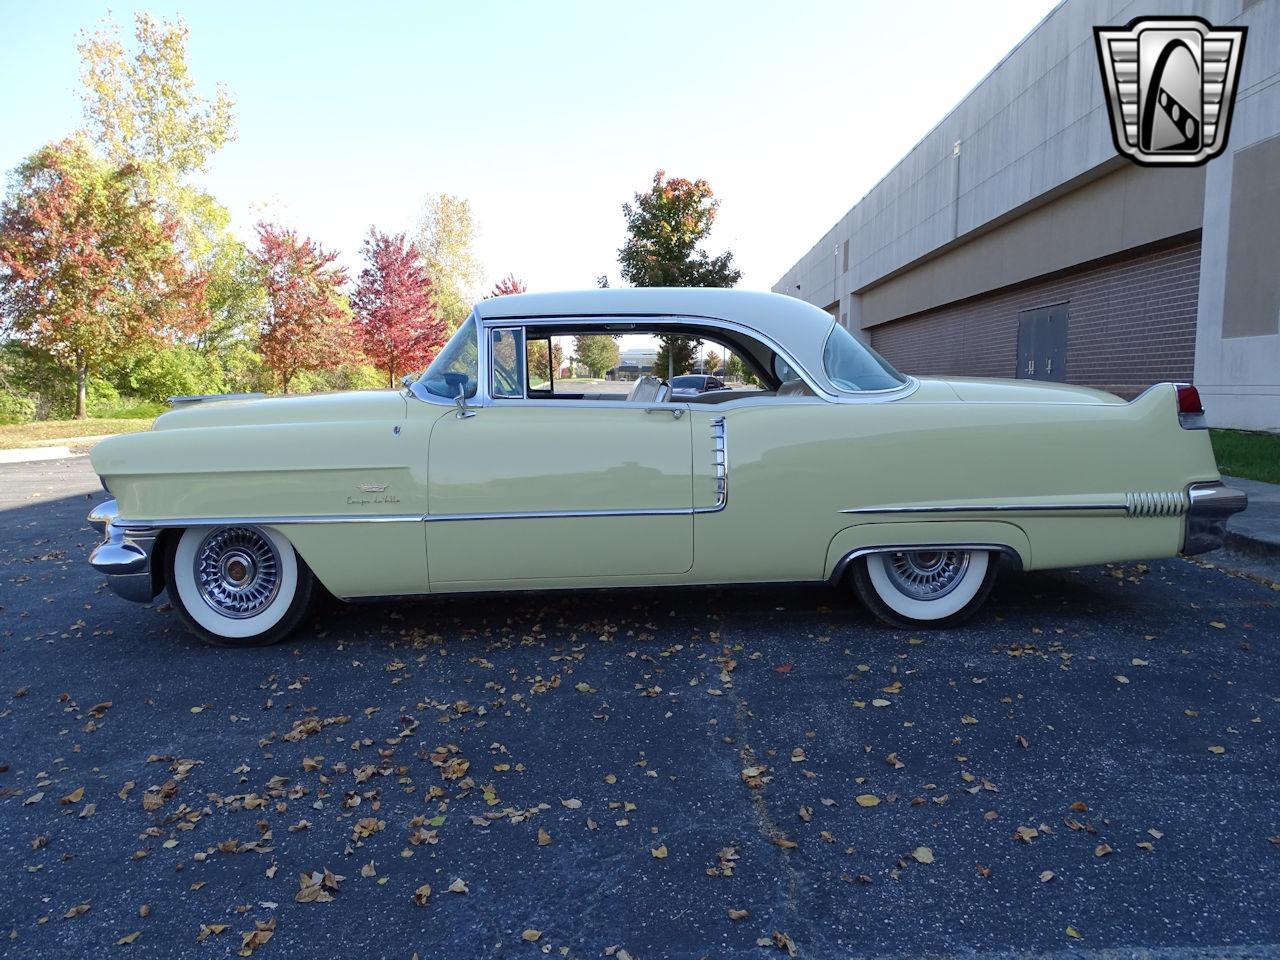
[0,138,207,417]
[705,349,723,374]
[78,14,258,352]
[617,170,740,380]
[652,337,697,380]
[618,170,741,289]
[488,274,527,298]
[351,229,444,387]
[254,223,350,393]
[574,335,620,378]
[726,352,759,386]
[417,194,483,332]
[78,13,233,241]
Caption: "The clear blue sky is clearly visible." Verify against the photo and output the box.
[1,0,1059,293]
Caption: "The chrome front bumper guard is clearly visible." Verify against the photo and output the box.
[1182,481,1248,556]
[88,500,162,603]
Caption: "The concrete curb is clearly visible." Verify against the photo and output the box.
[0,446,79,464]
[1224,528,1280,563]
[1221,476,1280,565]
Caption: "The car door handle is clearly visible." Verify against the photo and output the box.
[643,406,683,419]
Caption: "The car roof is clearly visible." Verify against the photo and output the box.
[475,288,838,391]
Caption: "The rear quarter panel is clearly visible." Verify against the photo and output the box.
[691,384,1218,581]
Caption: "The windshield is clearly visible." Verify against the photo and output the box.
[822,323,907,392]
[416,316,478,399]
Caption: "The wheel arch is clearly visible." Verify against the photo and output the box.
[824,520,1032,582]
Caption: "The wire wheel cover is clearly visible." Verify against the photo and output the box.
[884,550,971,601]
[194,527,283,618]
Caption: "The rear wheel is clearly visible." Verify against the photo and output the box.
[851,548,997,629]
[167,525,316,647]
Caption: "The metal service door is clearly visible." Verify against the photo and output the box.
[1016,304,1069,382]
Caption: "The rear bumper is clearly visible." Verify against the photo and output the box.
[1181,482,1248,556]
[88,500,162,603]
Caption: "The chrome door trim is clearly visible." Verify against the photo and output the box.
[839,502,1130,516]
[424,506,696,522]
[114,513,425,530]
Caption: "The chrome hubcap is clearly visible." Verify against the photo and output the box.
[884,550,970,600]
[194,527,281,619]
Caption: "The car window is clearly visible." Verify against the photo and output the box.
[490,327,524,398]
[669,376,703,389]
[822,323,907,392]
[418,316,479,398]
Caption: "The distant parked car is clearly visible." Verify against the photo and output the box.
[668,374,728,397]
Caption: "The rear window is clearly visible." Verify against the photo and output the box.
[822,323,907,392]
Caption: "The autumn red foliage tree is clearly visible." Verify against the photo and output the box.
[488,273,527,298]
[0,137,207,417]
[350,229,444,387]
[254,223,351,393]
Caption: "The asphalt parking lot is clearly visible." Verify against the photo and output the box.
[2,457,1279,960]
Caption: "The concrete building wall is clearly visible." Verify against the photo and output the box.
[774,0,1280,431]
[1194,0,1280,429]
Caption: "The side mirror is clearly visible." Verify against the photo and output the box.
[454,393,476,419]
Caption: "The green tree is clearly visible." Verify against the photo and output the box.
[704,349,723,374]
[725,352,759,386]
[0,137,207,417]
[78,13,259,356]
[652,337,698,380]
[617,170,739,380]
[417,193,483,332]
[617,170,741,289]
[573,335,620,378]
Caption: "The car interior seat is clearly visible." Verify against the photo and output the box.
[776,378,816,397]
[628,375,667,403]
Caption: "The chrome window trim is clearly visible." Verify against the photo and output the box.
[470,313,919,406]
[489,325,526,399]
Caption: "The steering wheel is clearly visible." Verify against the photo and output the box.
[442,371,470,397]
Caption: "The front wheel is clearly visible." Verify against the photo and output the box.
[851,548,997,629]
[167,525,316,646]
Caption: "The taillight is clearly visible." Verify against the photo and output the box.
[1176,383,1206,429]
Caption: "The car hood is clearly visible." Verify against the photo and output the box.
[916,377,1127,405]
[150,390,409,431]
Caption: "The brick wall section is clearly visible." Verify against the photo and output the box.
[868,238,1202,398]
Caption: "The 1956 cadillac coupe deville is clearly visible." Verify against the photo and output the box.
[88,288,1246,646]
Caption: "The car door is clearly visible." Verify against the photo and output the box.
[424,325,694,586]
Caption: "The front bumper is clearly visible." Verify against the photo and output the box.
[88,500,162,603]
[1182,481,1248,556]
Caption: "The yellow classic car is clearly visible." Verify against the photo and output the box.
[88,288,1246,646]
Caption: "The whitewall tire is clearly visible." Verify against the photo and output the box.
[851,548,997,629]
[167,525,316,646]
